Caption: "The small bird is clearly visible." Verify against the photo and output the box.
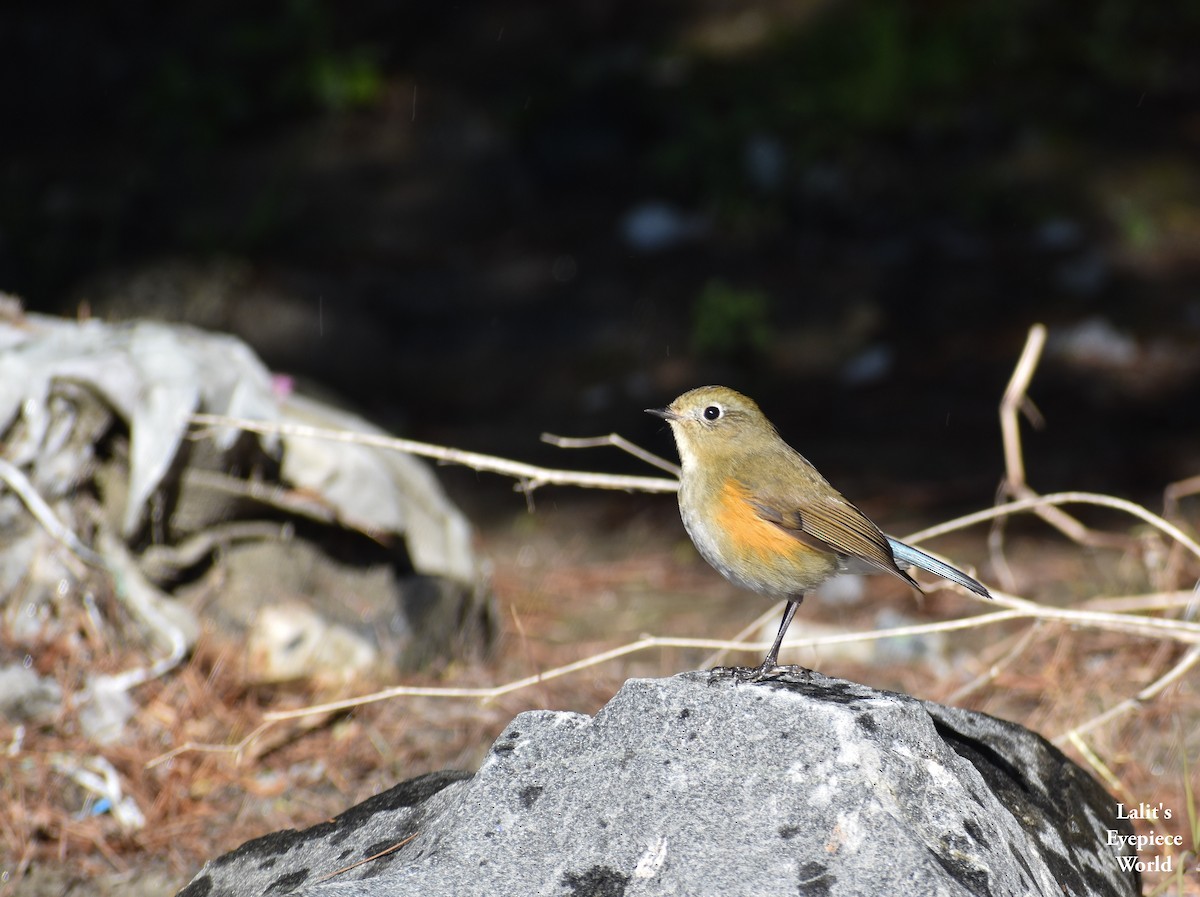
[647,385,990,679]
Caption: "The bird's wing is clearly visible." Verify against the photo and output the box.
[745,485,919,589]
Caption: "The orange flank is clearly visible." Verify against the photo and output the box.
[714,480,807,561]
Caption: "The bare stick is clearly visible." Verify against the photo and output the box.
[0,459,187,691]
[986,517,1019,595]
[0,457,106,568]
[1164,474,1200,521]
[190,413,680,495]
[1081,591,1199,614]
[1055,642,1200,745]
[147,593,1200,766]
[542,432,681,477]
[316,833,420,883]
[700,602,783,669]
[999,323,1047,490]
[903,491,1200,563]
[162,603,1196,743]
[1162,474,1200,592]
[943,622,1043,704]
[146,720,275,769]
[1064,732,1135,805]
[997,324,1128,550]
[90,529,189,690]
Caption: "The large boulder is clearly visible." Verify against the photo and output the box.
[178,671,1139,897]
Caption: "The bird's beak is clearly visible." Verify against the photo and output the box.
[645,407,679,421]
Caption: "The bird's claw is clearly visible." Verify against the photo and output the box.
[707,662,812,685]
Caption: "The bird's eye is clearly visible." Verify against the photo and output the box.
[703,405,722,421]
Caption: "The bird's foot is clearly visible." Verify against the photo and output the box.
[706,665,747,684]
[707,662,812,684]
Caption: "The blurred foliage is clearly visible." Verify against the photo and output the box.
[136,0,384,147]
[648,0,1200,216]
[690,280,772,360]
[308,48,385,111]
[1098,161,1200,258]
[3,0,1199,311]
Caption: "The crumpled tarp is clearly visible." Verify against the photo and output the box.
[0,311,478,586]
[0,308,491,684]
[0,314,278,536]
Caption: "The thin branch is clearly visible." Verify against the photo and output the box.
[0,457,107,568]
[1081,591,1200,614]
[1164,473,1200,521]
[145,721,275,769]
[999,323,1046,490]
[0,459,187,691]
[997,324,1129,550]
[316,832,420,883]
[190,413,680,495]
[1162,474,1200,596]
[541,432,681,477]
[983,590,1200,642]
[944,621,1044,704]
[149,592,1200,766]
[700,602,782,670]
[903,491,1200,564]
[1064,732,1135,806]
[1055,642,1200,746]
[986,513,1020,595]
[89,529,189,690]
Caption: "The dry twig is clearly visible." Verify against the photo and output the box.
[992,324,1131,586]
[190,413,680,496]
[541,432,681,477]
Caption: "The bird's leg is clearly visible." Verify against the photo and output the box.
[762,598,800,668]
[751,595,803,678]
[709,595,808,683]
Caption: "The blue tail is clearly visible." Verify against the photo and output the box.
[886,538,990,599]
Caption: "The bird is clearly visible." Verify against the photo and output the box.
[646,385,990,679]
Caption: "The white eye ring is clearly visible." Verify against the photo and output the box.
[702,404,722,421]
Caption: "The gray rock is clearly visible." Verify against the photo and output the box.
[177,673,1138,897]
[0,663,63,723]
[177,772,471,897]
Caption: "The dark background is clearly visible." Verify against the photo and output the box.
[4,0,1199,515]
